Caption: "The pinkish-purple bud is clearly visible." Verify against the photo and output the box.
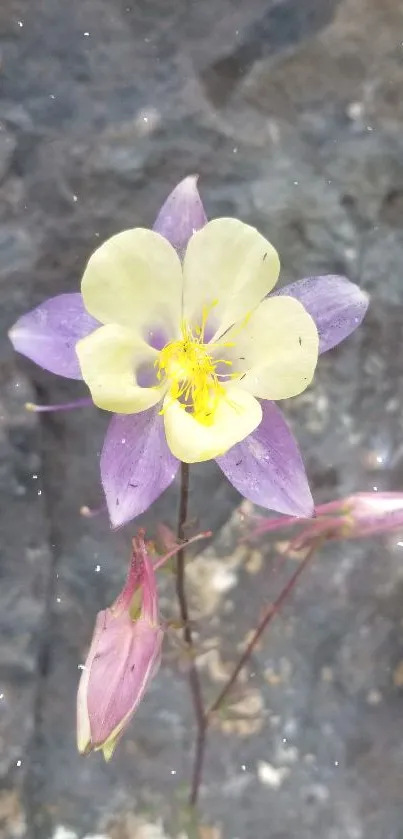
[250,492,403,549]
[344,492,403,538]
[77,533,164,761]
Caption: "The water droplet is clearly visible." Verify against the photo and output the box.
[397,541,403,548]
[37,490,42,496]
[170,769,176,775]
[233,146,238,154]
[32,474,38,479]
[121,438,126,444]
[78,664,86,671]
[95,564,101,573]
[17,20,23,28]
[373,486,378,492]
[73,195,78,203]
[16,759,22,767]
[0,693,4,700]
[56,597,61,603]
[293,180,299,186]
[83,31,90,37]
[241,764,246,771]
[334,760,339,767]
[49,94,55,100]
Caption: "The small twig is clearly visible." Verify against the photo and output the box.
[207,540,321,719]
[153,530,212,571]
[175,463,207,808]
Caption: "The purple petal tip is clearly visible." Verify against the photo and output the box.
[217,402,314,519]
[153,175,207,254]
[9,294,98,379]
[101,409,179,529]
[276,275,369,354]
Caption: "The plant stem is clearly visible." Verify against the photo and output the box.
[175,463,207,808]
[175,479,321,809]
[207,541,320,719]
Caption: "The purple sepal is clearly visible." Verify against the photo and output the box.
[216,400,314,518]
[9,293,98,379]
[101,408,180,528]
[275,275,369,353]
[153,175,207,254]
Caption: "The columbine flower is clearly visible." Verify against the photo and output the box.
[9,176,369,527]
[250,492,403,547]
[77,533,163,761]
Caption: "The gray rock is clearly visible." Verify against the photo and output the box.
[0,364,52,838]
[0,226,37,278]
[0,125,16,182]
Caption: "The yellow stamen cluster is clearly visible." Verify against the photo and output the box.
[156,314,233,425]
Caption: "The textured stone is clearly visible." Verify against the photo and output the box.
[0,364,52,838]
[0,124,16,182]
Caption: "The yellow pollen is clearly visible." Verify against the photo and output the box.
[155,310,235,425]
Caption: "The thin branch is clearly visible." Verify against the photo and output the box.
[207,540,320,719]
[153,530,212,571]
[175,462,207,808]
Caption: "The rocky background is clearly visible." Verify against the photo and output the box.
[1,0,403,837]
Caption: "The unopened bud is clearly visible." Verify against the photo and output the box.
[250,492,403,549]
[344,492,403,538]
[77,532,163,760]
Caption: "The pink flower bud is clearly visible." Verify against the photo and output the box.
[342,492,403,538]
[77,532,164,761]
[250,492,403,549]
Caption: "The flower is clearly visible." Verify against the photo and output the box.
[77,533,163,761]
[249,492,403,546]
[9,176,369,527]
[76,218,320,461]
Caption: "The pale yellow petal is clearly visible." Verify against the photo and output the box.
[183,218,280,339]
[81,228,182,340]
[163,388,262,463]
[76,324,162,413]
[220,296,319,401]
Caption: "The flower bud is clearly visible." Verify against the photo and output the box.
[343,492,403,538]
[251,492,403,549]
[77,532,164,760]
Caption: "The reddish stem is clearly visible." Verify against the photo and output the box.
[174,463,207,809]
[207,540,320,718]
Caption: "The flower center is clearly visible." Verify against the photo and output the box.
[155,313,233,425]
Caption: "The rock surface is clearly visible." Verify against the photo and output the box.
[1,0,403,837]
